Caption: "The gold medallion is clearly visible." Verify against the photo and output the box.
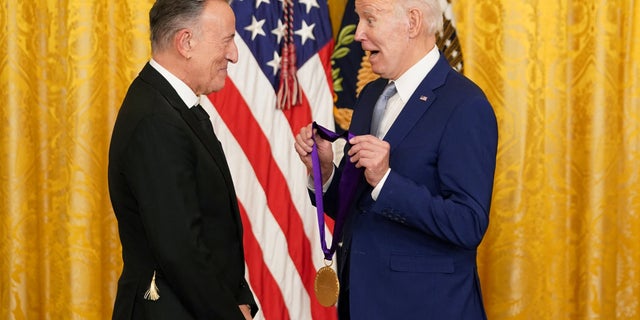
[314,265,339,307]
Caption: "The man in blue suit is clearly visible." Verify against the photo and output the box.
[294,0,498,318]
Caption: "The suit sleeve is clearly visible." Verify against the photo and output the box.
[372,95,498,249]
[124,113,245,319]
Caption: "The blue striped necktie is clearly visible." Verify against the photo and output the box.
[370,82,397,136]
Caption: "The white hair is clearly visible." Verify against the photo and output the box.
[397,0,444,35]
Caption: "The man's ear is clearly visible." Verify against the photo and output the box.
[174,28,193,59]
[407,8,423,38]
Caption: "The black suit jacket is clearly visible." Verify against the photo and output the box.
[108,63,257,319]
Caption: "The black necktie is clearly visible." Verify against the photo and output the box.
[191,104,214,134]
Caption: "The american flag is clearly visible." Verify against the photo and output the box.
[202,0,337,319]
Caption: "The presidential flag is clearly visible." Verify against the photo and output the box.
[203,0,337,319]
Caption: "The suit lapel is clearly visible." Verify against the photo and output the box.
[179,106,243,237]
[139,64,242,230]
[339,55,454,274]
[139,64,235,186]
[179,106,236,190]
[383,54,452,152]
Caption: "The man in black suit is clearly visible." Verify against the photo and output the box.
[108,0,256,318]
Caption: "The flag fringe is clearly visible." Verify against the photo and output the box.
[276,0,302,109]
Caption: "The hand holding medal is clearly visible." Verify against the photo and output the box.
[310,122,363,307]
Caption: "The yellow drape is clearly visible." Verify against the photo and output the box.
[0,1,153,318]
[0,0,638,319]
[455,0,640,318]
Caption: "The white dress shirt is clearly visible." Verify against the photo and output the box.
[311,45,441,200]
[149,59,200,108]
[370,46,440,199]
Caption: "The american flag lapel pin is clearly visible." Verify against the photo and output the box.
[419,95,428,101]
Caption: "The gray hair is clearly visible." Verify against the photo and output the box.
[397,0,444,35]
[149,0,209,52]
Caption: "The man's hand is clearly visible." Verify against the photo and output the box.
[294,123,334,184]
[239,304,252,319]
[348,134,391,186]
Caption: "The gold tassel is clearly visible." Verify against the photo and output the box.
[143,270,160,301]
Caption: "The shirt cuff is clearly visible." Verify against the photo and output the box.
[371,168,391,200]
[307,166,335,193]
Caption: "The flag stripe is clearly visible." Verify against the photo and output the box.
[222,35,335,275]
[203,98,313,319]
[207,78,335,319]
[211,80,314,286]
[206,1,337,318]
[210,34,332,263]
[238,202,291,320]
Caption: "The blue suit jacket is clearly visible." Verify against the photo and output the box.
[322,54,498,319]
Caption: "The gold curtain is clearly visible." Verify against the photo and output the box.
[455,0,640,318]
[0,1,153,318]
[1,0,639,319]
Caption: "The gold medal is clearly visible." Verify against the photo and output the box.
[314,262,339,307]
